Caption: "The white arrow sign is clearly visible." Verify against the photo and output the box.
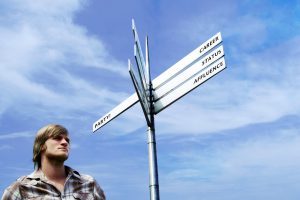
[152,32,222,89]
[154,45,224,100]
[133,20,149,88]
[93,32,223,132]
[154,57,226,113]
[93,93,138,132]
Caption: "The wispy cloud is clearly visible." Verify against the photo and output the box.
[0,145,13,151]
[0,131,34,140]
[158,121,300,199]
[0,0,128,120]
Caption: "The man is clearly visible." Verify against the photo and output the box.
[1,124,106,200]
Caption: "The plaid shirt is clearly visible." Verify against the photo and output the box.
[1,166,105,200]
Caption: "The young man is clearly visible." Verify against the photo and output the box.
[1,124,106,200]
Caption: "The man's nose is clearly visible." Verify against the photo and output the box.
[61,138,69,146]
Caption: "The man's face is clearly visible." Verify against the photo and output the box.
[42,134,70,162]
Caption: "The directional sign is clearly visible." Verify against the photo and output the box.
[154,45,224,100]
[93,32,223,132]
[145,36,150,84]
[130,19,152,125]
[93,93,138,132]
[132,19,149,88]
[154,57,226,114]
[129,59,151,125]
[131,51,149,107]
[152,32,222,89]
[134,44,148,90]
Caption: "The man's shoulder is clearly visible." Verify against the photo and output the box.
[2,175,29,199]
[7,175,28,187]
[6,170,45,189]
[78,173,97,182]
[72,170,96,182]
[67,167,106,200]
[67,166,97,183]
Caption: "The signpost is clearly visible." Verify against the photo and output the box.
[93,19,227,200]
[93,31,223,132]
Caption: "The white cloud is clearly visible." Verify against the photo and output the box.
[2,0,83,17]
[0,131,34,140]
[0,145,13,151]
[159,127,300,200]
[0,0,128,118]
[218,130,300,176]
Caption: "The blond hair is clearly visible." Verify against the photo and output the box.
[32,124,69,169]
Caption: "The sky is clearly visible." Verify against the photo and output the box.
[1,0,300,199]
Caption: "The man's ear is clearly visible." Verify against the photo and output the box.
[41,144,47,152]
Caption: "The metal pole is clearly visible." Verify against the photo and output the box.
[147,79,160,200]
[145,35,160,200]
[147,120,160,200]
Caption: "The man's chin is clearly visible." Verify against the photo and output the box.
[57,154,69,162]
[48,154,69,162]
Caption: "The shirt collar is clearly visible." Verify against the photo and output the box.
[65,166,81,180]
[27,169,45,180]
[27,166,81,181]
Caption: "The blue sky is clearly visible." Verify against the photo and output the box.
[1,0,300,199]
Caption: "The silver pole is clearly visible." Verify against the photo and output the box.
[146,35,160,200]
[147,119,160,200]
[147,78,160,200]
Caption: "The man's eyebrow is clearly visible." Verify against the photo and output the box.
[65,137,70,143]
[52,135,70,142]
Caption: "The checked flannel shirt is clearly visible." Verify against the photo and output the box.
[1,166,105,200]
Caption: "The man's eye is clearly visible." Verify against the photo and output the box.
[52,136,70,143]
[53,136,62,140]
